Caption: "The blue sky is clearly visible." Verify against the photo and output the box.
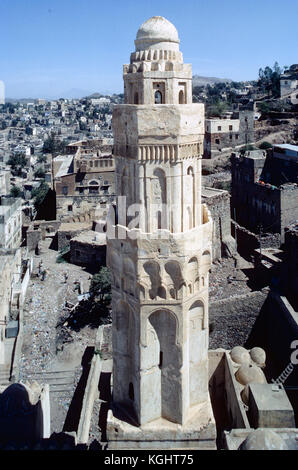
[0,0,297,98]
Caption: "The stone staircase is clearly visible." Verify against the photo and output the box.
[0,365,11,386]
[22,369,76,394]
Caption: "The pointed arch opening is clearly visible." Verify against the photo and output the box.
[146,309,182,423]
[154,90,162,104]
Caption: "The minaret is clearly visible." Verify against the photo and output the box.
[107,16,215,449]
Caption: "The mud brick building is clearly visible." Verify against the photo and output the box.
[280,64,298,105]
[231,145,298,243]
[66,138,113,155]
[201,187,236,260]
[54,140,115,220]
[0,197,22,250]
[204,109,254,159]
[70,230,106,268]
[282,223,298,309]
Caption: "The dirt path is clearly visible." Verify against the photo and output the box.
[19,238,97,433]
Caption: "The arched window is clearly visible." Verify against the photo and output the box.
[179,90,185,104]
[155,90,162,104]
[129,382,134,401]
[147,310,180,422]
[159,351,163,369]
[187,166,195,229]
[157,210,162,229]
[89,180,99,194]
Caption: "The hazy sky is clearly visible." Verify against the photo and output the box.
[0,0,297,98]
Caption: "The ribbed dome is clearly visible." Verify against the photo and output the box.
[135,16,180,52]
[136,16,179,43]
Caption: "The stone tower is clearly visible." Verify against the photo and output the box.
[107,16,215,449]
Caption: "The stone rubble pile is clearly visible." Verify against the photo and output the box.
[209,258,250,302]
[19,239,96,433]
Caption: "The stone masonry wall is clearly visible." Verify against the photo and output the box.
[209,289,268,349]
[202,188,234,260]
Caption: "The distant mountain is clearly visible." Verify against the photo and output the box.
[55,88,92,99]
[85,93,103,98]
[4,77,234,103]
[5,90,115,103]
[5,97,37,104]
[192,75,232,87]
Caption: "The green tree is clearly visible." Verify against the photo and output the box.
[37,154,47,163]
[34,167,45,178]
[90,267,112,303]
[10,185,23,198]
[8,153,27,175]
[259,141,273,150]
[79,121,87,131]
[32,182,49,210]
[230,81,242,89]
[240,144,257,155]
[258,62,282,98]
[206,100,228,118]
[193,85,205,96]
[43,132,66,156]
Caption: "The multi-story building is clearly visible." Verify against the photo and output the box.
[0,197,22,249]
[0,169,10,196]
[280,64,298,104]
[0,248,22,365]
[204,109,254,159]
[106,16,215,450]
[231,145,298,242]
[201,187,236,260]
[54,141,115,219]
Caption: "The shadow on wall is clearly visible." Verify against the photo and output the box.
[97,372,111,443]
[245,291,298,425]
[0,383,43,445]
[63,347,94,433]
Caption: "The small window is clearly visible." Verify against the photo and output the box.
[235,134,239,140]
[218,126,221,131]
[134,92,139,104]
[89,186,99,194]
[155,90,162,104]
[67,205,72,211]
[159,351,163,369]
[215,138,220,144]
[229,125,233,130]
[128,382,134,401]
[62,186,68,195]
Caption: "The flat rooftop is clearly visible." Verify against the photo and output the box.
[245,150,266,159]
[71,230,106,246]
[54,154,74,161]
[201,187,228,198]
[55,155,73,178]
[274,144,298,152]
[59,222,92,232]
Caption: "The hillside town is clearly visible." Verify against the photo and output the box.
[0,14,297,452]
